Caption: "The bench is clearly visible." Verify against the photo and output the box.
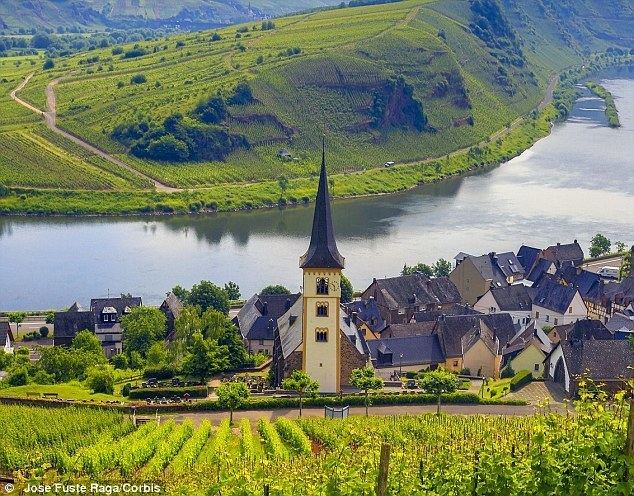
[42,393,59,398]
[25,392,40,398]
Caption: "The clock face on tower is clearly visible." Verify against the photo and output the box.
[329,280,339,292]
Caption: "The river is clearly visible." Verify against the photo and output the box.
[1,70,633,311]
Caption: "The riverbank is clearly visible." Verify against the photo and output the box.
[585,81,621,127]
[0,106,558,216]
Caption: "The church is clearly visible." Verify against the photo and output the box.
[271,143,368,393]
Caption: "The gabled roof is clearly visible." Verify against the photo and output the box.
[543,241,584,265]
[413,304,481,322]
[0,318,14,347]
[90,297,142,317]
[532,276,579,314]
[606,313,634,333]
[277,297,304,359]
[236,293,301,341]
[367,335,444,368]
[526,258,554,284]
[379,322,436,339]
[160,292,183,319]
[345,297,386,333]
[54,311,94,339]
[503,322,552,356]
[555,265,602,299]
[516,245,541,273]
[299,141,345,269]
[461,320,499,356]
[366,273,462,310]
[435,313,515,358]
[560,339,634,381]
[564,319,614,342]
[487,285,533,311]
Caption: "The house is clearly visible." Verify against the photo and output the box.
[531,277,587,329]
[234,292,300,355]
[546,335,633,396]
[547,319,615,345]
[433,313,516,376]
[345,297,386,340]
[474,285,533,330]
[541,240,584,267]
[360,273,462,325]
[367,334,444,376]
[270,143,368,393]
[516,245,541,273]
[525,258,557,285]
[554,265,609,322]
[449,252,524,305]
[377,321,436,339]
[54,296,142,357]
[412,304,481,323]
[502,323,553,378]
[605,312,634,336]
[0,318,14,354]
[160,292,183,339]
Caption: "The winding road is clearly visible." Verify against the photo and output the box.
[10,74,180,193]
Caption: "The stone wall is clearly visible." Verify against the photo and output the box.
[339,330,367,387]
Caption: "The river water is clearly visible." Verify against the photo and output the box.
[1,70,633,311]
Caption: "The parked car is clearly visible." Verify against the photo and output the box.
[598,266,619,279]
[384,161,395,167]
[406,379,418,389]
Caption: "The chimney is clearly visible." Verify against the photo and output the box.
[285,298,291,310]
[263,302,268,315]
[557,242,561,246]
[574,239,578,244]
[351,311,358,323]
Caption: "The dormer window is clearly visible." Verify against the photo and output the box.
[316,302,328,317]
[316,278,329,295]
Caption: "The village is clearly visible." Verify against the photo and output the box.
[1,153,633,413]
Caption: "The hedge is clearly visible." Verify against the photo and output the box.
[510,370,533,391]
[143,366,176,380]
[127,386,208,399]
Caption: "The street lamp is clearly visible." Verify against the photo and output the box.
[399,353,404,377]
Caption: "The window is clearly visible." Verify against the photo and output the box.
[316,302,328,317]
[453,360,459,367]
[569,307,573,314]
[316,278,329,295]
[103,314,108,322]
[259,339,264,345]
[554,318,559,325]
[398,308,405,315]
[545,315,549,322]
[534,363,539,372]
[535,311,540,319]
[315,329,328,342]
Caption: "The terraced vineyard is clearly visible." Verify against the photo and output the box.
[0,400,631,495]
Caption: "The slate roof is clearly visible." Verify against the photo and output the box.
[0,318,14,346]
[299,141,345,269]
[503,323,552,356]
[564,319,614,342]
[543,241,584,266]
[461,320,499,355]
[517,245,541,273]
[90,297,142,317]
[526,258,554,284]
[379,322,436,339]
[236,293,301,341]
[367,335,444,368]
[413,304,481,322]
[161,292,183,319]
[345,298,386,333]
[435,313,516,358]
[367,273,462,310]
[488,285,533,311]
[606,313,634,333]
[555,265,602,299]
[54,311,95,339]
[561,339,634,381]
[532,276,578,314]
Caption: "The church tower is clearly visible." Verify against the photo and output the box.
[299,140,345,393]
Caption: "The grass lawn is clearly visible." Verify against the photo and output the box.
[0,381,126,402]
[481,378,512,400]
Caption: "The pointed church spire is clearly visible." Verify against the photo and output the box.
[299,138,345,269]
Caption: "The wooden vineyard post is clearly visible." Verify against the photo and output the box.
[625,398,634,478]
[264,484,270,496]
[376,443,391,496]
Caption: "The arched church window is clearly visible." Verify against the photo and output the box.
[315,328,328,342]
[316,277,329,295]
[316,302,329,317]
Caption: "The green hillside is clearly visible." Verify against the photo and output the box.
[0,0,632,214]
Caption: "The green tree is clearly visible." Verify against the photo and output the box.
[216,381,250,424]
[7,365,28,386]
[43,59,54,70]
[282,370,319,417]
[121,307,166,357]
[224,281,241,300]
[189,280,230,314]
[182,332,229,383]
[614,241,627,253]
[111,353,129,370]
[173,305,203,354]
[0,350,14,370]
[260,285,291,295]
[621,247,632,280]
[432,259,452,277]
[340,274,354,304]
[86,365,115,394]
[171,285,190,302]
[350,367,383,416]
[146,341,168,367]
[402,263,433,277]
[71,330,102,355]
[7,312,26,338]
[417,368,460,414]
[278,175,289,198]
[589,233,611,258]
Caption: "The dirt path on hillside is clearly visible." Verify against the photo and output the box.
[11,74,180,192]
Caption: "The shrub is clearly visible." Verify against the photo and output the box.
[123,47,147,59]
[0,183,9,198]
[32,369,54,385]
[459,368,472,375]
[121,383,132,397]
[86,365,115,394]
[130,74,147,85]
[43,59,54,70]
[111,47,124,55]
[128,386,208,400]
[501,366,515,379]
[111,353,128,370]
[211,33,222,41]
[39,326,49,338]
[143,365,176,380]
[7,366,29,386]
[510,370,532,391]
